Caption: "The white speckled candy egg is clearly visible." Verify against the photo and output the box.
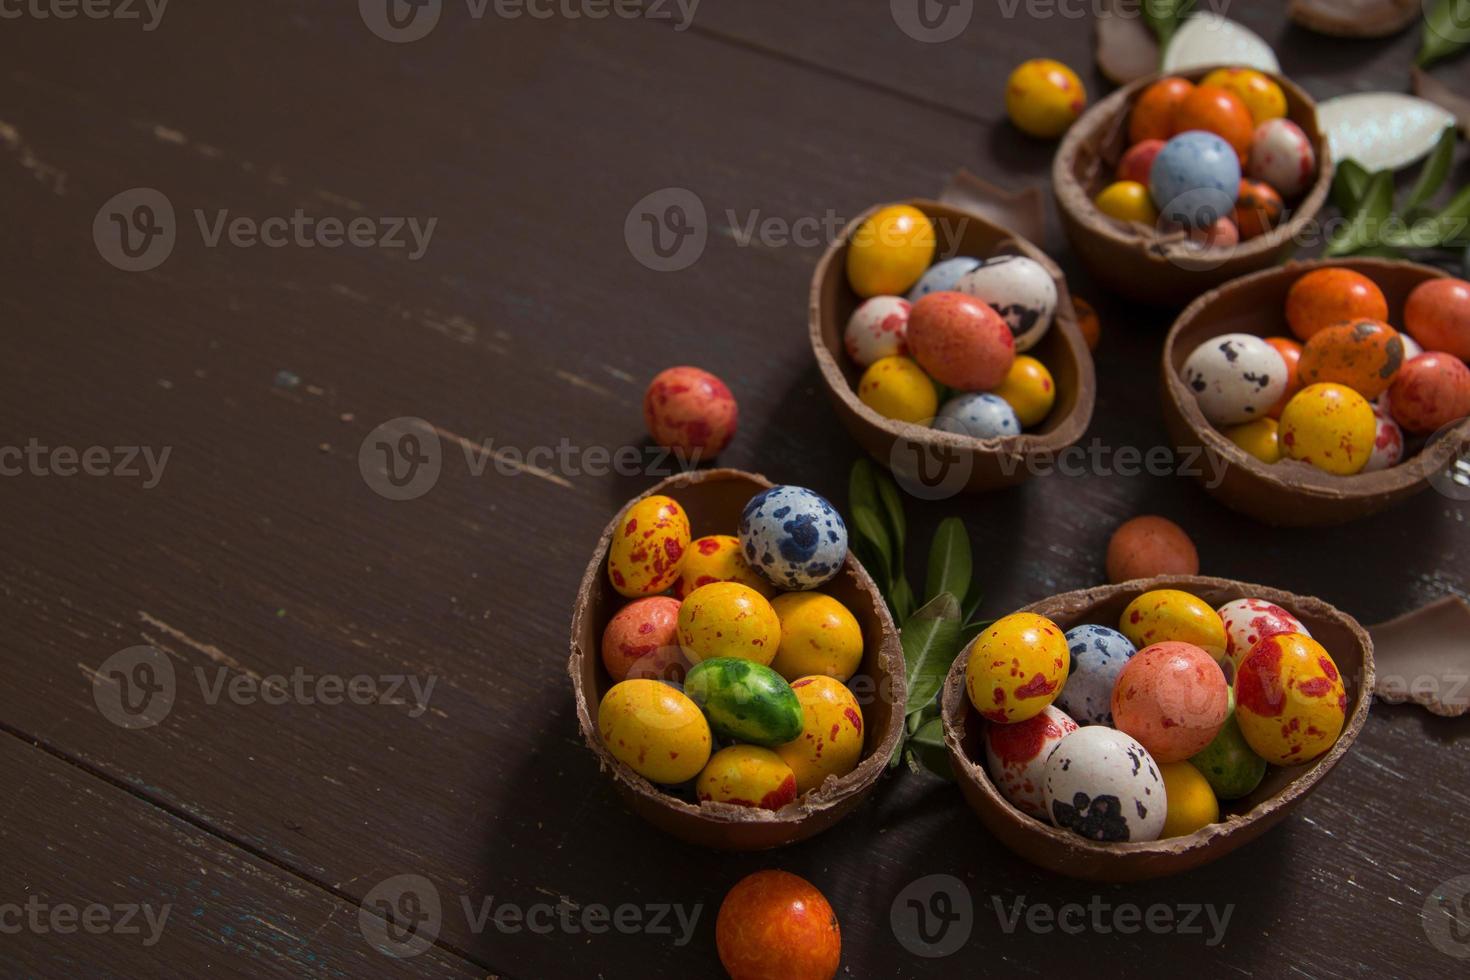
[955,255,1058,352]
[1043,727,1167,843]
[739,485,848,591]
[933,392,1020,439]
[1363,411,1404,472]
[907,256,982,302]
[984,705,1079,819]
[1216,598,1309,673]
[1056,624,1137,726]
[1182,333,1289,426]
[843,296,911,367]
[1247,118,1316,199]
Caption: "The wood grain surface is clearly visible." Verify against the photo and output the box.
[0,1,1466,977]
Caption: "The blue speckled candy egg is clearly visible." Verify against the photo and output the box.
[1150,131,1241,229]
[955,255,1058,352]
[907,256,982,302]
[739,486,848,590]
[1057,624,1137,726]
[933,393,1020,439]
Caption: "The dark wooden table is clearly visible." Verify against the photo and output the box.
[2,2,1468,977]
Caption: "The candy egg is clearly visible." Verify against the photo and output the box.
[597,679,712,784]
[1189,701,1267,801]
[1120,589,1228,663]
[644,366,739,460]
[739,485,849,591]
[984,705,1079,819]
[1364,411,1404,472]
[684,656,803,745]
[858,355,938,424]
[1105,515,1199,584]
[1074,296,1101,351]
[1043,727,1167,842]
[843,296,911,367]
[1216,597,1308,673]
[1233,178,1283,240]
[1150,131,1242,229]
[1112,641,1229,763]
[607,494,691,598]
[1181,332,1289,426]
[1225,417,1282,463]
[1005,58,1087,138]
[1158,761,1220,838]
[1264,336,1304,418]
[906,291,1015,390]
[716,871,841,980]
[674,534,775,601]
[1129,76,1194,144]
[846,205,936,298]
[992,355,1056,428]
[602,596,687,683]
[1247,118,1316,199]
[907,256,982,301]
[677,582,781,666]
[1057,624,1137,725]
[1174,85,1255,159]
[1094,180,1159,225]
[1185,216,1239,250]
[1235,632,1347,766]
[965,612,1069,724]
[775,675,865,793]
[1117,139,1166,185]
[1280,382,1376,475]
[955,255,1059,352]
[1285,268,1388,341]
[769,592,864,682]
[1200,67,1286,126]
[1298,318,1405,400]
[1387,351,1470,434]
[697,745,798,811]
[1404,277,1470,360]
[934,392,1021,440]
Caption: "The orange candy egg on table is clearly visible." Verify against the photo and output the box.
[644,366,739,459]
[1279,382,1377,475]
[602,596,686,683]
[1117,139,1165,185]
[1265,336,1305,418]
[1073,296,1101,351]
[677,581,781,666]
[1405,277,1470,361]
[1233,178,1283,240]
[1387,351,1470,434]
[1119,589,1228,663]
[607,494,690,597]
[846,205,936,298]
[905,291,1016,391]
[1285,268,1389,342]
[1005,58,1087,138]
[1129,76,1194,143]
[775,675,865,793]
[696,745,798,811]
[716,871,841,980]
[1234,632,1347,766]
[1105,515,1199,584]
[1200,67,1286,126]
[1175,85,1255,159]
[1112,640,1229,763]
[673,534,775,600]
[965,612,1069,724]
[597,679,711,784]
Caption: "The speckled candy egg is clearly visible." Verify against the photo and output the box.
[933,392,1020,440]
[1182,332,1289,426]
[907,256,982,301]
[992,355,1056,428]
[1233,178,1283,240]
[1150,131,1241,229]
[1057,624,1137,725]
[1042,727,1167,843]
[1387,352,1470,434]
[1005,58,1086,138]
[1217,598,1309,673]
[684,657,802,745]
[643,366,739,459]
[739,485,848,591]
[597,679,712,784]
[858,355,938,424]
[1120,589,1228,663]
[906,291,1015,391]
[1298,319,1405,400]
[1235,632,1347,766]
[965,612,1069,724]
[607,495,690,598]
[1117,139,1165,185]
[716,871,841,980]
[1280,382,1376,475]
[1112,641,1229,763]
[1405,277,1470,360]
[602,596,687,683]
[1285,268,1388,342]
[843,296,911,367]
[1129,76,1194,144]
[1247,118,1316,199]
[1201,67,1287,126]
[774,675,865,794]
[846,205,936,298]
[956,255,1058,352]
[697,746,798,811]
[769,592,864,683]
[1364,410,1405,472]
[673,534,775,601]
[677,582,781,666]
[984,705,1079,819]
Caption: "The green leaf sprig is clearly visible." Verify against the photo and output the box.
[1141,0,1195,50]
[1419,0,1470,69]
[1327,127,1470,258]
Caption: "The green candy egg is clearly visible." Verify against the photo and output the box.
[1189,706,1267,801]
[684,658,802,746]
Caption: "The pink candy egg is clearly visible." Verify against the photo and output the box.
[1117,138,1165,185]
[1111,641,1229,763]
[1247,118,1316,199]
[602,596,687,682]
[905,291,1015,391]
[843,295,911,367]
[643,366,739,459]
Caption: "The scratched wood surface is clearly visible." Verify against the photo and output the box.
[0,2,1467,977]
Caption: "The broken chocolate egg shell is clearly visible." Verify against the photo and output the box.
[1163,257,1470,526]
[569,468,905,849]
[1371,594,1470,718]
[941,575,1374,882]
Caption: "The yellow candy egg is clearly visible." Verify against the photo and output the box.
[775,675,865,793]
[992,355,1056,428]
[845,205,936,297]
[964,612,1069,724]
[673,534,775,600]
[1279,382,1376,476]
[858,355,938,423]
[1120,589,1228,663]
[1201,67,1286,125]
[1006,58,1087,138]
[1160,761,1220,837]
[769,592,864,683]
[677,582,780,665]
[1094,181,1159,225]
[1224,417,1282,463]
[696,745,798,810]
[607,494,691,598]
[1235,632,1347,766]
[597,679,712,784]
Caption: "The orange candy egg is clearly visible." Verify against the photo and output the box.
[1404,277,1470,361]
[1074,296,1101,351]
[1285,268,1389,342]
[1129,76,1194,144]
[1174,85,1255,160]
[1105,515,1199,584]
[1265,336,1304,418]
[1111,641,1229,763]
[1233,178,1283,240]
[717,871,841,980]
[1388,351,1470,434]
[601,596,687,682]
[1298,318,1405,400]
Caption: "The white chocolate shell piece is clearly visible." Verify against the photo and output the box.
[1317,93,1456,171]
[1162,13,1280,75]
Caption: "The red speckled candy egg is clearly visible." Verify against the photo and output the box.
[905,291,1015,391]
[1235,632,1346,766]
[1111,641,1229,763]
[643,366,739,460]
[1285,268,1389,342]
[1388,351,1470,433]
[1264,336,1304,418]
[1117,138,1166,184]
[1175,85,1255,159]
[1297,318,1405,400]
[1129,76,1194,144]
[1364,409,1405,472]
[1233,178,1283,240]
[717,870,841,980]
[965,612,1069,724]
[984,704,1079,819]
[607,494,690,597]
[1404,278,1470,361]
[1216,598,1308,674]
[673,534,775,600]
[1247,118,1317,199]
[602,596,687,682]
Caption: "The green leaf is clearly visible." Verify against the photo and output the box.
[1142,0,1194,47]
[1384,185,1470,249]
[1406,127,1458,215]
[924,518,972,605]
[900,592,963,715]
[891,575,917,625]
[904,715,955,780]
[851,536,891,595]
[1326,170,1394,256]
[1419,0,1470,68]
[874,471,907,571]
[1331,159,1372,214]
